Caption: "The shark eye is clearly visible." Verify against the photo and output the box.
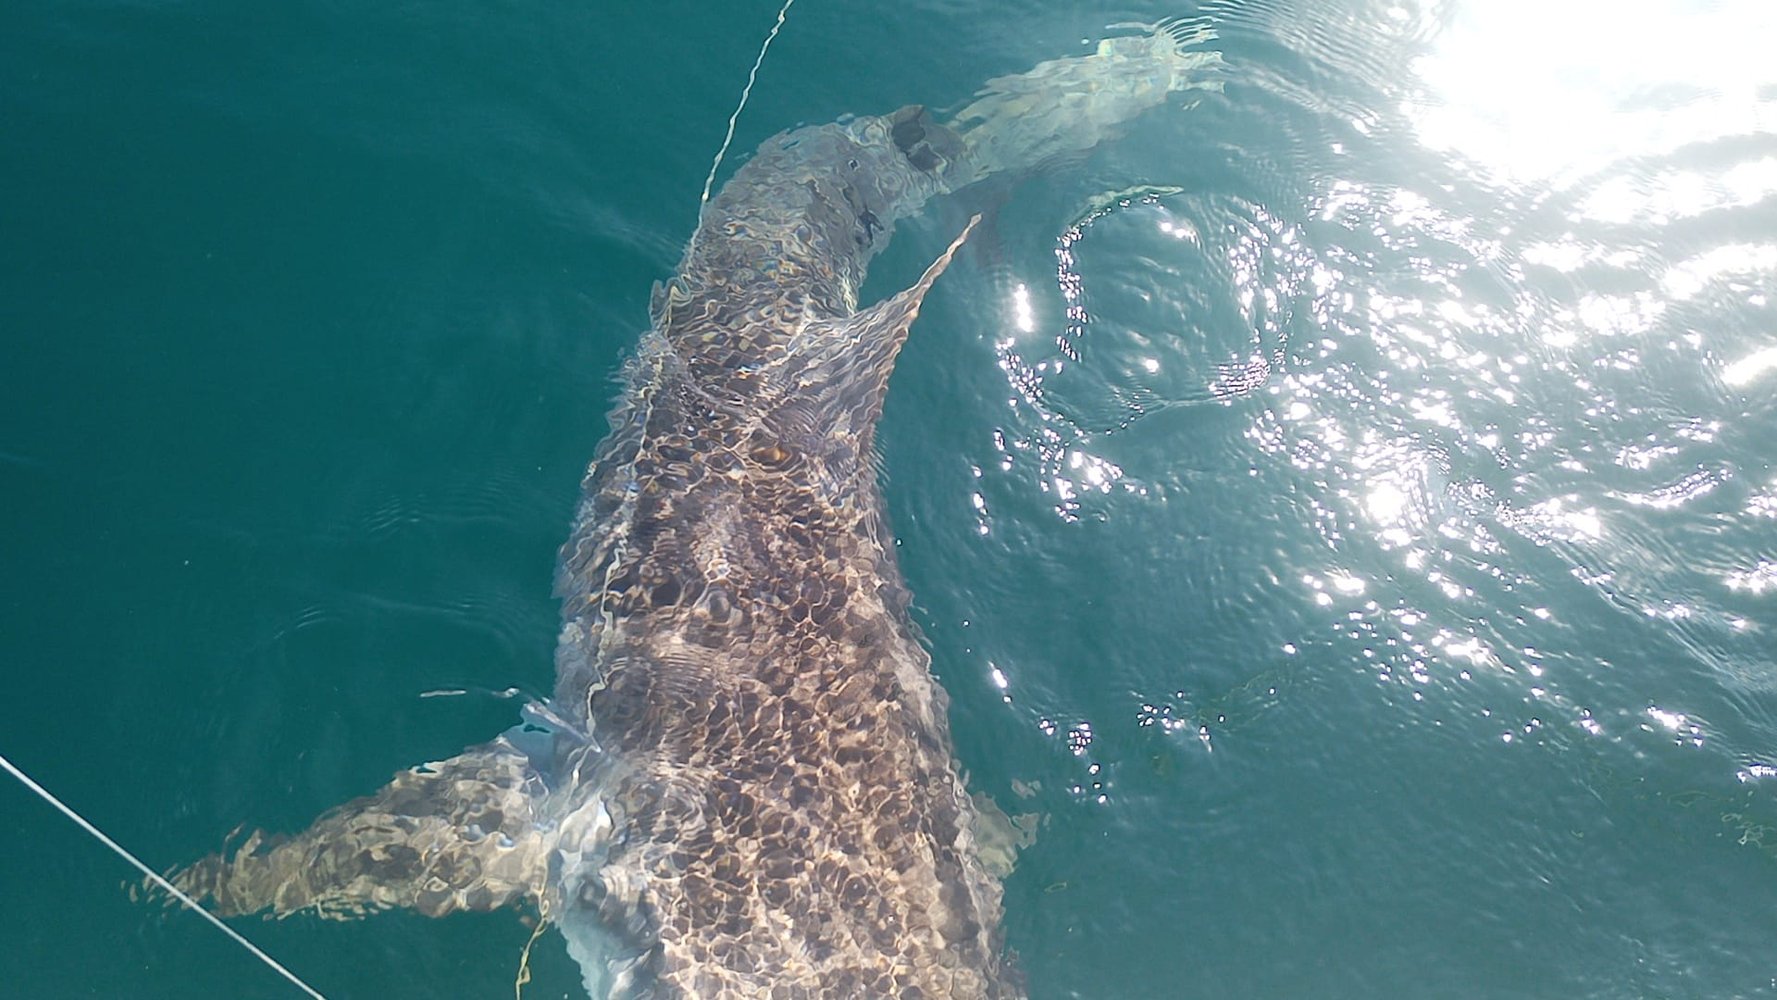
[848,158,859,170]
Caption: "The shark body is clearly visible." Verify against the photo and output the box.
[175,22,1222,999]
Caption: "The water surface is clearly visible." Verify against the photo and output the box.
[5,0,1777,996]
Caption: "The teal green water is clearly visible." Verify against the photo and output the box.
[7,1,1777,997]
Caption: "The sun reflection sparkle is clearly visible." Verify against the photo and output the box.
[1724,561,1777,595]
[1010,282,1036,335]
[1723,346,1777,387]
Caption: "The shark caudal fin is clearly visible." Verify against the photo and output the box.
[170,734,555,920]
[943,18,1224,189]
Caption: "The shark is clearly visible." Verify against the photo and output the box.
[172,20,1222,999]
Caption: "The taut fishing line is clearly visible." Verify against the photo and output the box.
[699,0,798,208]
[0,752,328,999]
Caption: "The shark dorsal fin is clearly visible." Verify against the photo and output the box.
[849,213,981,340]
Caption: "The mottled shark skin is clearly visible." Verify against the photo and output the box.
[171,20,1222,1000]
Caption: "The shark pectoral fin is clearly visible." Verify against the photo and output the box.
[171,735,551,921]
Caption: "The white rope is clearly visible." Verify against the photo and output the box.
[0,751,328,1000]
[699,0,797,207]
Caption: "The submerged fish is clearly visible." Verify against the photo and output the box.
[173,21,1221,999]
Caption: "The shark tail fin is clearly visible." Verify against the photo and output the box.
[170,734,552,921]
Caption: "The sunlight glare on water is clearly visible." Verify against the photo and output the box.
[1411,0,1777,186]
[947,2,1777,992]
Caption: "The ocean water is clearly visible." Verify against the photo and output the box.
[5,0,1777,997]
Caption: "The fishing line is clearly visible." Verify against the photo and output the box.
[699,0,797,207]
[0,751,328,1000]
